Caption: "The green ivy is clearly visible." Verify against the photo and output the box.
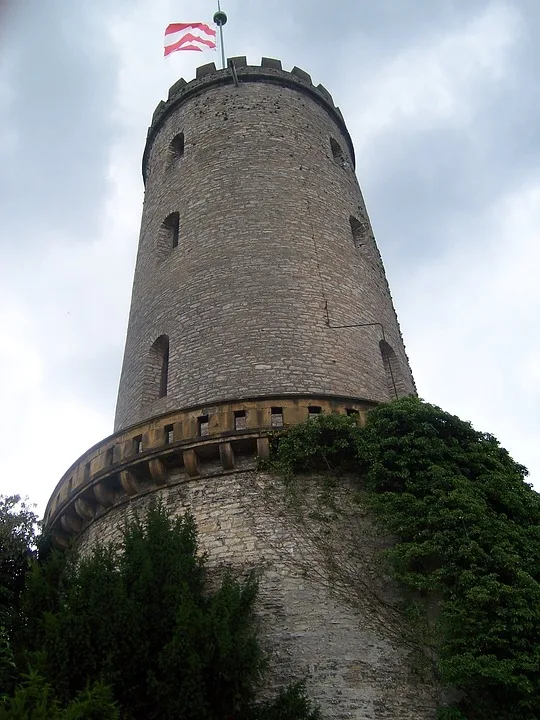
[271,397,540,719]
[269,412,361,478]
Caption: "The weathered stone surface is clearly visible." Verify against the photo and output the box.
[195,62,217,78]
[261,57,283,71]
[76,471,438,719]
[228,55,248,68]
[291,65,312,83]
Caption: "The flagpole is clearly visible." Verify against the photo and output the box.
[213,1,227,69]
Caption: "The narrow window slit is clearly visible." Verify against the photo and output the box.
[170,132,185,160]
[330,137,347,166]
[145,335,170,404]
[379,340,403,400]
[198,415,209,437]
[162,213,179,250]
[134,435,143,454]
[234,410,246,430]
[349,216,364,248]
[164,424,174,445]
[159,339,169,398]
[271,407,283,428]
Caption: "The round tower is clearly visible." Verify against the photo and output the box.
[44,60,435,720]
[114,56,414,431]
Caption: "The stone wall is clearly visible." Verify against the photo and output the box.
[114,60,415,431]
[77,469,438,719]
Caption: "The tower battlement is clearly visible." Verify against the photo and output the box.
[144,57,355,182]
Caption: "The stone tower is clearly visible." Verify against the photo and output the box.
[114,58,414,432]
[45,60,435,719]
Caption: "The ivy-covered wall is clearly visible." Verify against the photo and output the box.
[271,397,540,720]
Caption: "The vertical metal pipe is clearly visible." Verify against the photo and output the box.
[219,23,226,69]
[215,1,226,70]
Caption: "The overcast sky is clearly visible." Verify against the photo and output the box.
[1,0,539,514]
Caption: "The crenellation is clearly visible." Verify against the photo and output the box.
[167,77,187,99]
[261,57,282,71]
[228,55,248,67]
[143,58,352,180]
[195,61,217,78]
[151,99,166,124]
[316,82,334,105]
[291,65,312,83]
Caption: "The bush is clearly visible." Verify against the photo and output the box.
[0,673,118,719]
[7,503,318,720]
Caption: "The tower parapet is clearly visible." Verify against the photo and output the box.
[43,394,375,545]
[144,57,355,182]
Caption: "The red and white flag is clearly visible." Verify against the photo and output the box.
[164,23,217,56]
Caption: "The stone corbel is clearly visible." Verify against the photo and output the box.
[219,441,235,470]
[93,481,115,508]
[74,497,97,521]
[183,448,201,477]
[60,512,83,534]
[256,437,270,461]
[149,458,168,486]
[120,470,140,496]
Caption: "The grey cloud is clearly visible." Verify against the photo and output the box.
[0,0,126,251]
[366,80,540,268]
[47,346,120,419]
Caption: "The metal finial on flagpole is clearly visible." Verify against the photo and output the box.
[213,1,227,70]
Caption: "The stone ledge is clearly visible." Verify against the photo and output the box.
[44,395,374,549]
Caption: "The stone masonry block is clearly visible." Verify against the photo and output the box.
[261,57,282,71]
[291,66,312,83]
[228,56,247,68]
[196,62,217,78]
[316,83,334,106]
[168,77,187,100]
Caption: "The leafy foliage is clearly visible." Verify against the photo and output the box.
[0,496,39,697]
[3,503,319,720]
[270,412,361,477]
[0,496,38,619]
[251,681,320,720]
[271,397,540,720]
[0,673,118,720]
